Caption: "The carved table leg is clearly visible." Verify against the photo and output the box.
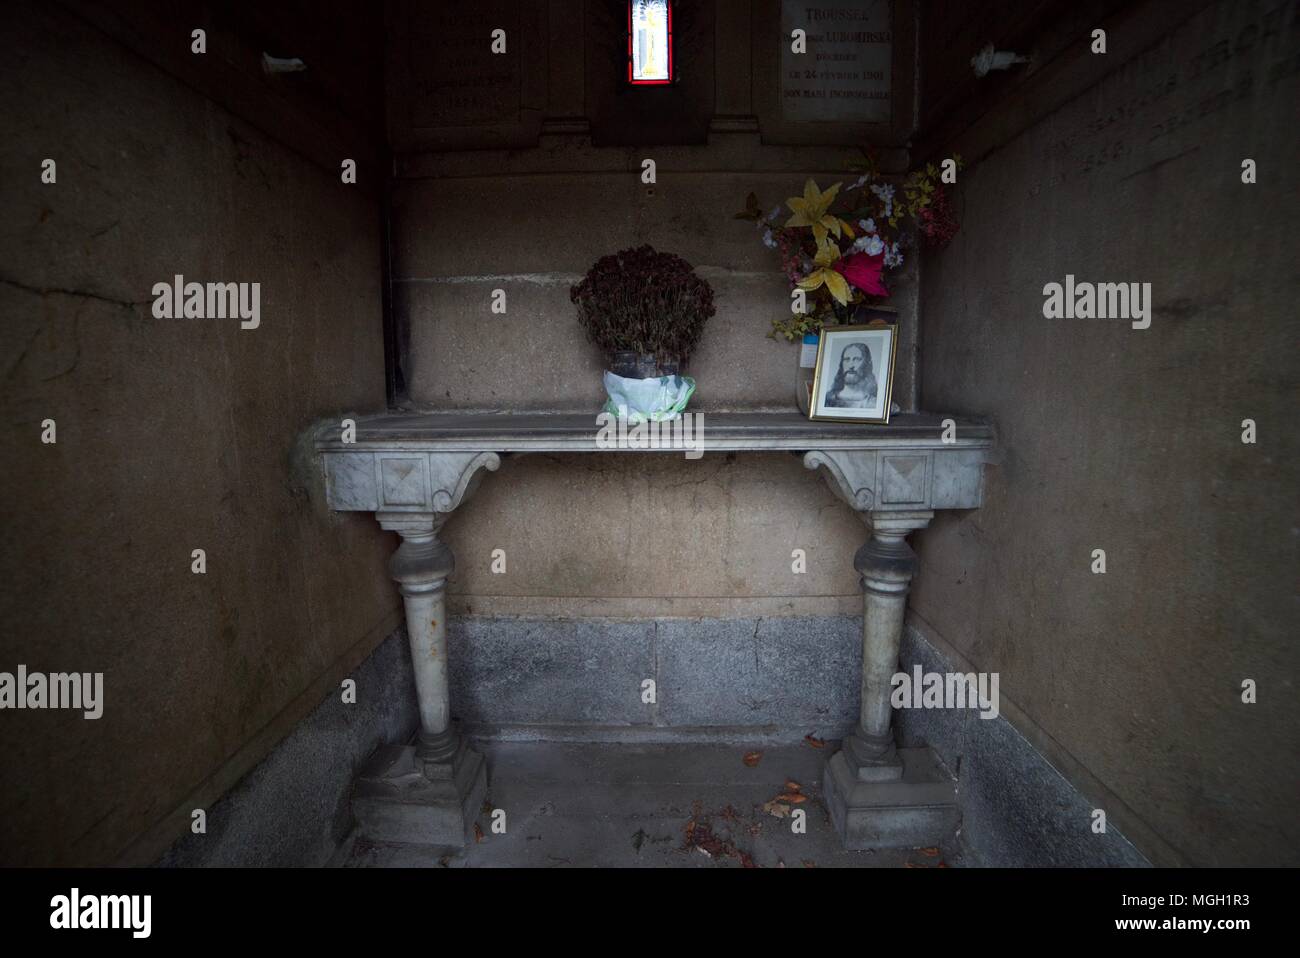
[350,511,488,847]
[823,509,960,848]
[384,514,466,761]
[841,511,931,779]
[803,450,961,849]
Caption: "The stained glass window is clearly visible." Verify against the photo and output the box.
[628,0,672,85]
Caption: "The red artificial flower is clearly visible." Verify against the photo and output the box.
[919,187,960,248]
[834,251,888,297]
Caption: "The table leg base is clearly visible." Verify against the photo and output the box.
[352,734,487,847]
[824,746,960,850]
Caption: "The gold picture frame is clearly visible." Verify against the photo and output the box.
[808,322,898,424]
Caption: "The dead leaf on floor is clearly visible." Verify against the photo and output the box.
[802,860,817,868]
[784,779,802,792]
[683,818,731,860]
[919,846,939,857]
[685,812,761,867]
[777,792,807,804]
[804,734,825,749]
[743,750,763,767]
[762,799,791,818]
[938,861,950,868]
[473,823,484,844]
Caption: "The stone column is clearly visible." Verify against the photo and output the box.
[840,510,931,781]
[711,0,759,134]
[346,449,503,847]
[351,510,488,845]
[820,508,959,848]
[381,513,459,765]
[803,450,959,848]
[542,0,589,135]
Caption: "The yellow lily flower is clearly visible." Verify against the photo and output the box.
[797,237,850,306]
[786,179,855,246]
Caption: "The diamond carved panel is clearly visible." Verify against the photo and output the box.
[380,456,428,507]
[880,455,929,505]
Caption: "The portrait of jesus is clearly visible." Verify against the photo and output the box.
[810,324,896,423]
[825,342,878,409]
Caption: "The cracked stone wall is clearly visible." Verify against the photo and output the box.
[0,2,397,865]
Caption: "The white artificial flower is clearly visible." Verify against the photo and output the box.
[857,217,876,234]
[884,242,903,268]
[870,183,895,217]
[851,174,870,190]
[762,228,777,249]
[852,234,885,256]
[767,206,782,223]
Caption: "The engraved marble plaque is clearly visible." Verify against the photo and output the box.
[780,0,893,123]
[410,1,522,127]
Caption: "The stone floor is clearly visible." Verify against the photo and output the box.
[338,740,963,868]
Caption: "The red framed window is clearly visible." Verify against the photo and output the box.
[628,0,673,85]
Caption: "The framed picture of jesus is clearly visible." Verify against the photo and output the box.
[808,322,898,424]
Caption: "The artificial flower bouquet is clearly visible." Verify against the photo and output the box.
[737,154,962,341]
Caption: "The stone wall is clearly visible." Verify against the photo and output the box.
[0,1,397,865]
[911,0,1299,866]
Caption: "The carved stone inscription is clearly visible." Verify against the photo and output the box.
[1025,0,1300,199]
[410,1,522,127]
[780,0,892,123]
